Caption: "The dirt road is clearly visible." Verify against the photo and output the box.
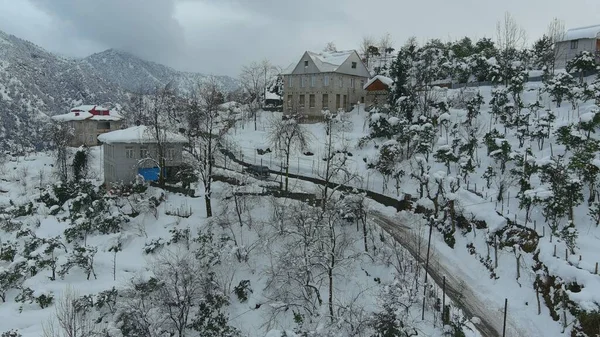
[372,211,527,337]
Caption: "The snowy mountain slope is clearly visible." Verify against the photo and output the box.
[81,49,239,94]
[0,30,128,150]
[0,29,238,151]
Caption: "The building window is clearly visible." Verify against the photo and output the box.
[309,94,315,108]
[360,80,364,89]
[351,62,357,69]
[336,94,341,110]
[339,77,343,88]
[571,40,578,49]
[288,77,293,87]
[322,94,329,109]
[97,121,110,130]
[361,96,365,103]
[166,148,176,161]
[301,77,305,88]
[304,60,308,67]
[350,78,355,88]
[299,95,305,107]
[324,75,329,86]
[287,95,293,108]
[140,147,149,159]
[311,75,315,87]
[125,147,135,159]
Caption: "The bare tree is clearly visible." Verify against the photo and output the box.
[496,12,527,85]
[42,286,98,337]
[496,12,527,52]
[547,17,566,75]
[263,201,326,327]
[379,33,393,52]
[184,79,227,217]
[267,117,310,191]
[240,61,272,131]
[49,122,74,182]
[135,83,180,187]
[320,199,355,321]
[324,41,338,52]
[153,250,206,337]
[359,35,376,66]
[319,112,358,208]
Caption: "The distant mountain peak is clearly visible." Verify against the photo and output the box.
[0,29,238,151]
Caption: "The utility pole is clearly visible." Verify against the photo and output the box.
[422,216,434,320]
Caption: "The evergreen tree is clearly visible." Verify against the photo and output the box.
[566,51,598,83]
[545,72,575,107]
[532,35,554,76]
[388,49,415,121]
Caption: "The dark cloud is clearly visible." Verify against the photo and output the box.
[28,0,185,65]
[2,0,600,77]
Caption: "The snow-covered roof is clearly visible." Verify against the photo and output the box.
[363,75,394,89]
[52,105,123,122]
[307,50,354,72]
[218,101,241,111]
[265,91,281,100]
[97,125,187,144]
[563,24,600,41]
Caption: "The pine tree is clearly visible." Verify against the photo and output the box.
[532,35,554,77]
[566,51,598,83]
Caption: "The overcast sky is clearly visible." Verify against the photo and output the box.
[1,0,599,77]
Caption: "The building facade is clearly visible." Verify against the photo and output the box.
[555,24,600,69]
[282,50,370,117]
[52,105,123,147]
[98,126,187,184]
[364,75,393,110]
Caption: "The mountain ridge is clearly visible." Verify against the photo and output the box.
[0,29,238,151]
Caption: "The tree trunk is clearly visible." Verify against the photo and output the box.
[285,151,290,191]
[362,217,368,252]
[205,193,212,218]
[328,265,334,321]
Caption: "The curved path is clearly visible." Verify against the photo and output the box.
[221,151,528,337]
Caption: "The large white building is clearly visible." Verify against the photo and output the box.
[555,24,600,69]
[282,50,370,117]
[51,105,123,147]
[98,125,187,184]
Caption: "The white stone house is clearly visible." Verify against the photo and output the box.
[555,24,600,69]
[97,125,187,184]
[51,105,124,147]
[282,50,370,117]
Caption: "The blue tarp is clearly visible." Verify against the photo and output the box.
[138,167,164,181]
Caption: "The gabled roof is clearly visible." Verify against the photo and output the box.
[364,75,394,90]
[564,24,600,41]
[282,49,369,77]
[306,50,355,72]
[97,125,187,144]
[52,105,123,122]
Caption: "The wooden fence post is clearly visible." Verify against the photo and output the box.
[494,235,498,269]
[502,298,508,337]
[422,219,434,321]
[442,276,446,324]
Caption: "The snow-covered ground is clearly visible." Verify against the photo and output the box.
[226,78,600,336]
[0,147,476,336]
